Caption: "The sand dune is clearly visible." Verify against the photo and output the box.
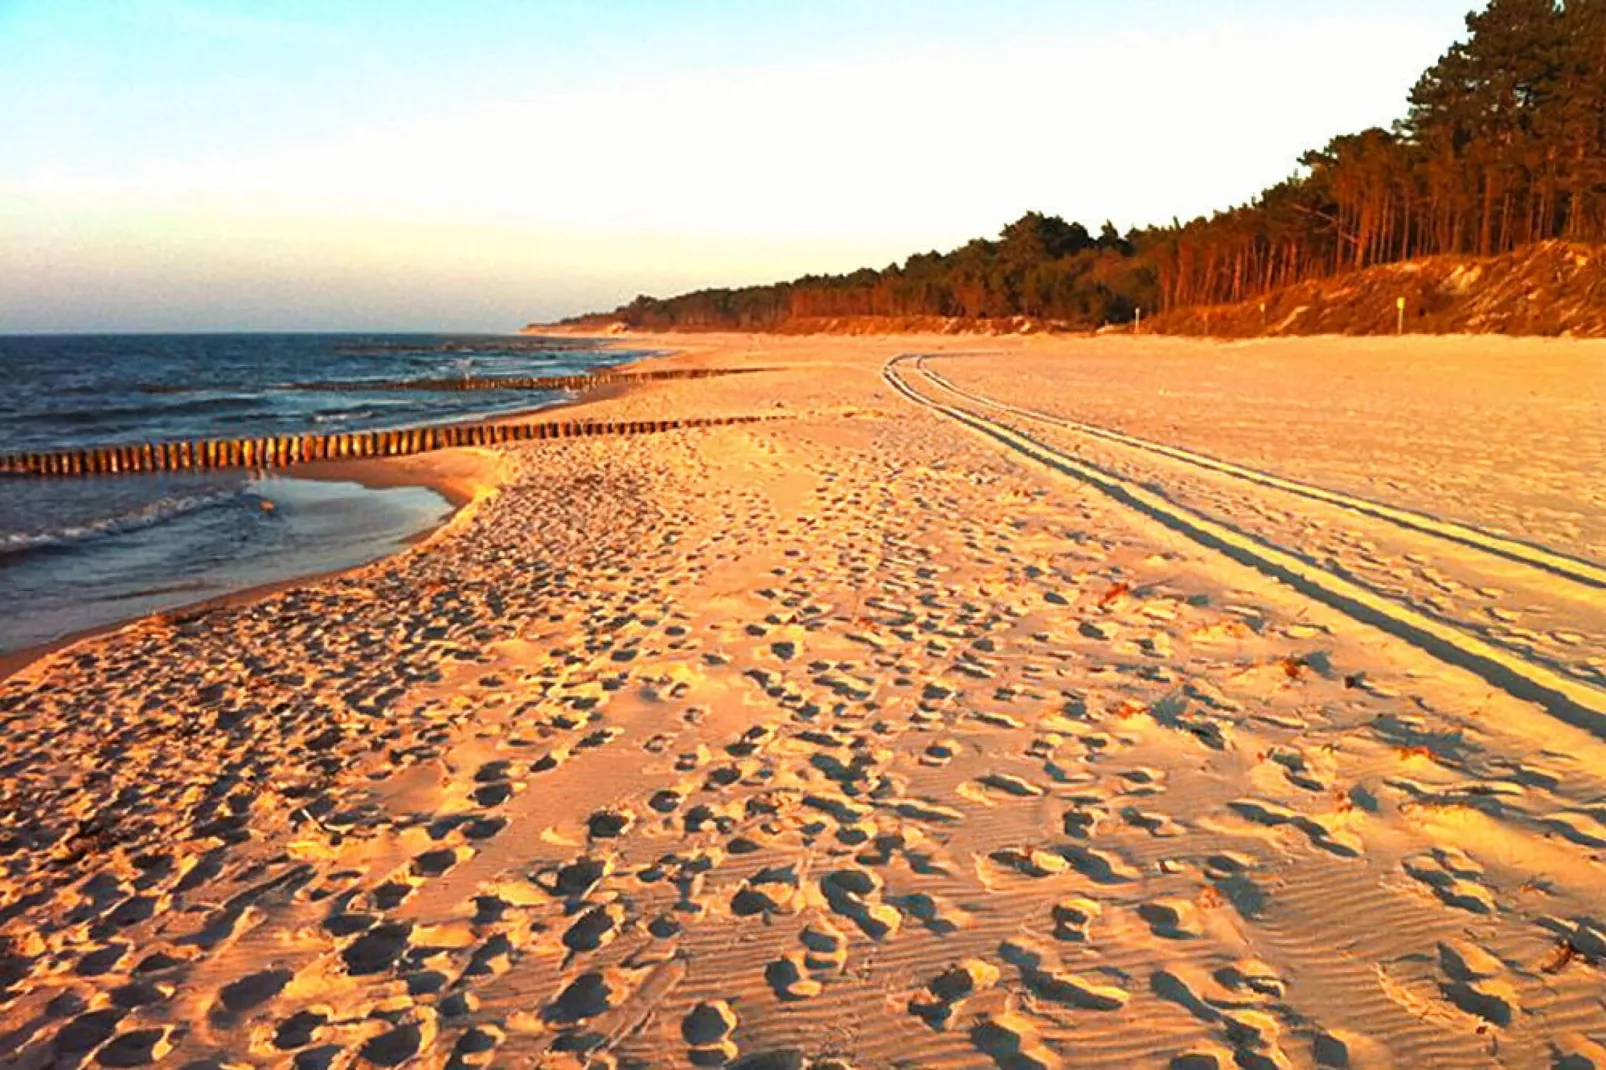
[2,333,1603,1068]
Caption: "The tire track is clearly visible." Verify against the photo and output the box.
[913,354,1606,690]
[915,357,1606,590]
[883,354,1606,735]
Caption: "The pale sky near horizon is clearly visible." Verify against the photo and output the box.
[2,0,1481,333]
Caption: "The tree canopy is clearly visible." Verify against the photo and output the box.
[569,1,1605,330]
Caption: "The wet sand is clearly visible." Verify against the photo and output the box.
[1,333,1603,1069]
[0,452,502,682]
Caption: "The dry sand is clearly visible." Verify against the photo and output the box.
[1,333,1603,1069]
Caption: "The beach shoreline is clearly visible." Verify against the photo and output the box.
[2,332,1603,1068]
[0,450,502,682]
[0,356,659,683]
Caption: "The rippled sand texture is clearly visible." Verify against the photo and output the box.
[2,333,1604,1069]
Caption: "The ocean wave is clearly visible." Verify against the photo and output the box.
[309,409,380,424]
[0,489,250,557]
[20,394,264,427]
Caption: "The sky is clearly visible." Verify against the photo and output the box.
[1,0,1482,333]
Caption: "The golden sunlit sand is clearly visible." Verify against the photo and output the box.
[2,333,1604,1068]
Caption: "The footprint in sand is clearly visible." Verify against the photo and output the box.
[1542,809,1606,849]
[888,890,967,935]
[94,1026,176,1066]
[650,786,688,814]
[1062,798,1109,839]
[1056,844,1141,884]
[969,1009,1059,1070]
[471,759,520,806]
[682,999,740,1065]
[587,807,635,839]
[451,1023,506,1066]
[1000,937,1130,1011]
[1227,798,1362,859]
[1213,959,1285,1001]
[732,865,801,917]
[800,916,849,973]
[908,958,1000,1029]
[214,966,293,1018]
[1437,939,1518,1027]
[1138,898,1207,940]
[1050,898,1100,942]
[976,772,1047,798]
[1153,964,1300,1067]
[1113,764,1166,794]
[531,745,570,773]
[726,723,777,757]
[563,901,627,955]
[460,930,518,980]
[545,967,630,1024]
[819,867,901,940]
[412,843,474,878]
[1267,747,1329,793]
[987,846,1072,880]
[1401,850,1495,914]
[766,951,824,1000]
[272,1007,332,1052]
[1218,1009,1293,1069]
[343,922,413,976]
[1120,805,1183,837]
[359,1012,435,1067]
[538,854,613,900]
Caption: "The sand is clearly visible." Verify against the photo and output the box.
[1,332,1603,1068]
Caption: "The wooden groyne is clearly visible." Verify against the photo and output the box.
[286,367,763,394]
[0,414,781,479]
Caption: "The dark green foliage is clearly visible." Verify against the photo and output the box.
[576,223,1156,331]
[570,2,1604,329]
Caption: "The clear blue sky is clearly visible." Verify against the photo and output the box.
[1,0,1480,332]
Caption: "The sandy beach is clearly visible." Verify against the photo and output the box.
[2,332,1604,1069]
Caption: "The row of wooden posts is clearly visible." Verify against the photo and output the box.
[0,414,776,478]
[288,367,756,393]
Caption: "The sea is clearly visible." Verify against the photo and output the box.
[0,333,635,656]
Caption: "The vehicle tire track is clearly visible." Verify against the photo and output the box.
[883,354,1606,734]
[915,357,1606,592]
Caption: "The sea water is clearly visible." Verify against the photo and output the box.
[0,333,634,654]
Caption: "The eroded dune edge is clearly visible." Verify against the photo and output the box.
[2,333,1604,1069]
